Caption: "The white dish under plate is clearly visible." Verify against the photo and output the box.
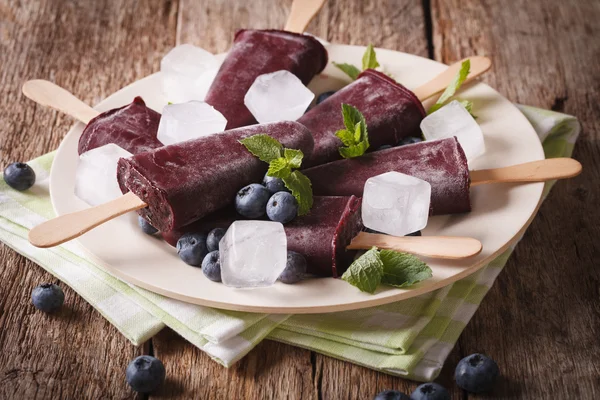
[49,44,544,313]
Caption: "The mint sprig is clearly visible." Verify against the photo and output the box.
[341,247,432,293]
[239,135,313,216]
[335,104,369,159]
[428,59,472,115]
[341,247,383,294]
[334,44,381,81]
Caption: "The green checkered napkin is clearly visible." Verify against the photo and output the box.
[0,106,579,381]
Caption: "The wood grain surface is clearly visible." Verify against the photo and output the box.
[1,0,598,399]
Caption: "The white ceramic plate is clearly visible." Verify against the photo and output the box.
[50,44,544,313]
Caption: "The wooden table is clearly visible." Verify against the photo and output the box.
[1,0,598,398]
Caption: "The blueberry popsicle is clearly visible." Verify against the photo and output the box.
[204,29,328,129]
[162,196,363,278]
[117,121,314,232]
[303,137,471,215]
[299,69,426,167]
[78,97,162,155]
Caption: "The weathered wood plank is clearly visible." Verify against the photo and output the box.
[431,0,600,398]
[0,0,177,398]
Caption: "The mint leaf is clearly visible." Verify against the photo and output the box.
[239,134,283,163]
[341,247,384,293]
[428,59,471,115]
[339,141,370,159]
[284,148,303,169]
[333,62,361,80]
[362,44,380,70]
[379,250,432,288]
[457,99,477,118]
[335,129,356,147]
[267,157,292,178]
[282,171,313,216]
[337,104,369,158]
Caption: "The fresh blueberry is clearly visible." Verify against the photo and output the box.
[406,231,422,237]
[235,183,271,218]
[206,228,226,252]
[202,251,222,282]
[455,353,500,393]
[263,174,288,194]
[374,389,411,400]
[398,136,423,146]
[378,145,393,150]
[4,162,36,191]
[31,283,64,313]
[316,90,336,105]
[410,383,450,400]
[126,355,166,393]
[177,233,208,266]
[279,251,307,284]
[138,216,158,235]
[266,192,298,224]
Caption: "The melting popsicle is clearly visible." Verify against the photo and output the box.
[78,97,162,155]
[299,69,426,167]
[117,121,314,232]
[204,29,328,129]
[303,137,471,216]
[162,196,363,278]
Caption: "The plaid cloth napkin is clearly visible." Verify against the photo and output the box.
[0,106,579,382]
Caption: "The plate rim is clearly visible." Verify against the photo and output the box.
[49,44,545,313]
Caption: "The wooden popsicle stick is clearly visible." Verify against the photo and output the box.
[22,80,100,124]
[413,56,492,102]
[470,158,582,186]
[284,0,327,33]
[347,232,482,259]
[28,192,147,248]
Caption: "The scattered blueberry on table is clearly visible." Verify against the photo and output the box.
[263,173,288,194]
[266,191,298,224]
[455,353,499,393]
[316,90,336,105]
[374,389,410,400]
[126,355,166,393]
[235,183,271,218]
[378,145,393,150]
[31,283,64,313]
[4,162,36,191]
[177,233,208,266]
[410,382,450,400]
[279,251,307,284]
[398,136,423,146]
[206,227,226,252]
[202,250,222,282]
[138,216,158,235]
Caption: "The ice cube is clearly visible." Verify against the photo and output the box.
[161,44,221,103]
[244,70,315,123]
[157,101,227,146]
[74,144,132,206]
[420,100,485,160]
[362,171,431,236]
[219,221,288,288]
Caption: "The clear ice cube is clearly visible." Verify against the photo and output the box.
[244,70,315,123]
[420,100,485,160]
[157,101,227,146]
[160,44,221,103]
[219,221,288,288]
[74,144,132,206]
[362,171,431,236]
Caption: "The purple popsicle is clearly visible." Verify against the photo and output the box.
[303,138,471,215]
[161,196,363,278]
[299,69,426,167]
[117,121,314,232]
[204,29,328,130]
[78,97,162,155]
